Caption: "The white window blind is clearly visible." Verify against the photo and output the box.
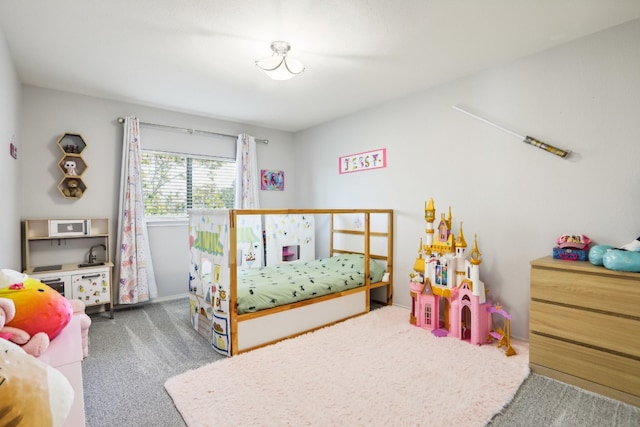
[141,150,236,217]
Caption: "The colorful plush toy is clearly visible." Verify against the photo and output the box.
[0,269,73,356]
[0,338,74,427]
[0,297,50,357]
[589,235,640,272]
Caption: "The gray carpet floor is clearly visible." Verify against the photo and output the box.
[83,298,222,427]
[82,298,640,427]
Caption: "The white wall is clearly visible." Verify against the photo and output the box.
[18,87,296,298]
[293,19,640,340]
[0,27,21,270]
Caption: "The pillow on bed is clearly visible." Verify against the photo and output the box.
[323,254,386,283]
[368,257,386,282]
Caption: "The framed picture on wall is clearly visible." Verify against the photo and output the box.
[261,169,284,191]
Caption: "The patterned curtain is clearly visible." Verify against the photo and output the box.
[234,133,261,209]
[115,116,158,304]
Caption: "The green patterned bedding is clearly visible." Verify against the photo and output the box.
[237,253,385,314]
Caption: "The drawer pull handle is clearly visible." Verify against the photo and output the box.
[41,278,63,283]
[82,274,101,279]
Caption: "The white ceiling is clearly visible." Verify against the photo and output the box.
[1,1,639,132]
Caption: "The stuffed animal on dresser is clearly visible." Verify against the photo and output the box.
[589,235,640,272]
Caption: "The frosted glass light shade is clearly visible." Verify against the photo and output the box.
[255,41,305,81]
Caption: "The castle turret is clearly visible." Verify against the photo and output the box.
[424,198,435,246]
[469,234,486,303]
[413,237,425,273]
[455,221,467,257]
[455,222,468,285]
[469,233,482,266]
[431,211,455,255]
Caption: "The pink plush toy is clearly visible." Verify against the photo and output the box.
[0,297,50,357]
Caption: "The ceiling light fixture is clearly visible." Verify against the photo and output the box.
[255,41,305,81]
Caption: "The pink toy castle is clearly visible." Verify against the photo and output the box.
[409,198,492,345]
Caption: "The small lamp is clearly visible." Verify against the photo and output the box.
[255,41,305,81]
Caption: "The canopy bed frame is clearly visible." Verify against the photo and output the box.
[188,209,393,356]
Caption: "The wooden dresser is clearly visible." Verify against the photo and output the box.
[530,256,640,407]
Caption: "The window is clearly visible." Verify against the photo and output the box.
[141,150,236,217]
[424,304,432,326]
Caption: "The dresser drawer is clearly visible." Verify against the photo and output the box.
[530,334,640,397]
[530,300,640,358]
[531,266,640,317]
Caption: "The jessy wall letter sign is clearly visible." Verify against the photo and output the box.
[339,148,387,174]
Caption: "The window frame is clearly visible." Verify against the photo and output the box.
[140,148,236,223]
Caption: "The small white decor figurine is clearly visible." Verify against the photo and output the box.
[63,160,77,175]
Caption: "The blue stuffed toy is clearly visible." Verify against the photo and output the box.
[589,236,640,272]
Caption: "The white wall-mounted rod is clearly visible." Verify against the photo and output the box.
[452,106,569,159]
[116,117,269,144]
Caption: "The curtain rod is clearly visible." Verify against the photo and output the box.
[116,117,269,144]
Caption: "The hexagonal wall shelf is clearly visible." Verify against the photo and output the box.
[56,133,87,155]
[58,156,88,177]
[56,133,88,199]
[57,176,87,199]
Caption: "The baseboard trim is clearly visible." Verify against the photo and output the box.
[104,294,189,314]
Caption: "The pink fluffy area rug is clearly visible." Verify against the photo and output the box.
[165,305,529,426]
